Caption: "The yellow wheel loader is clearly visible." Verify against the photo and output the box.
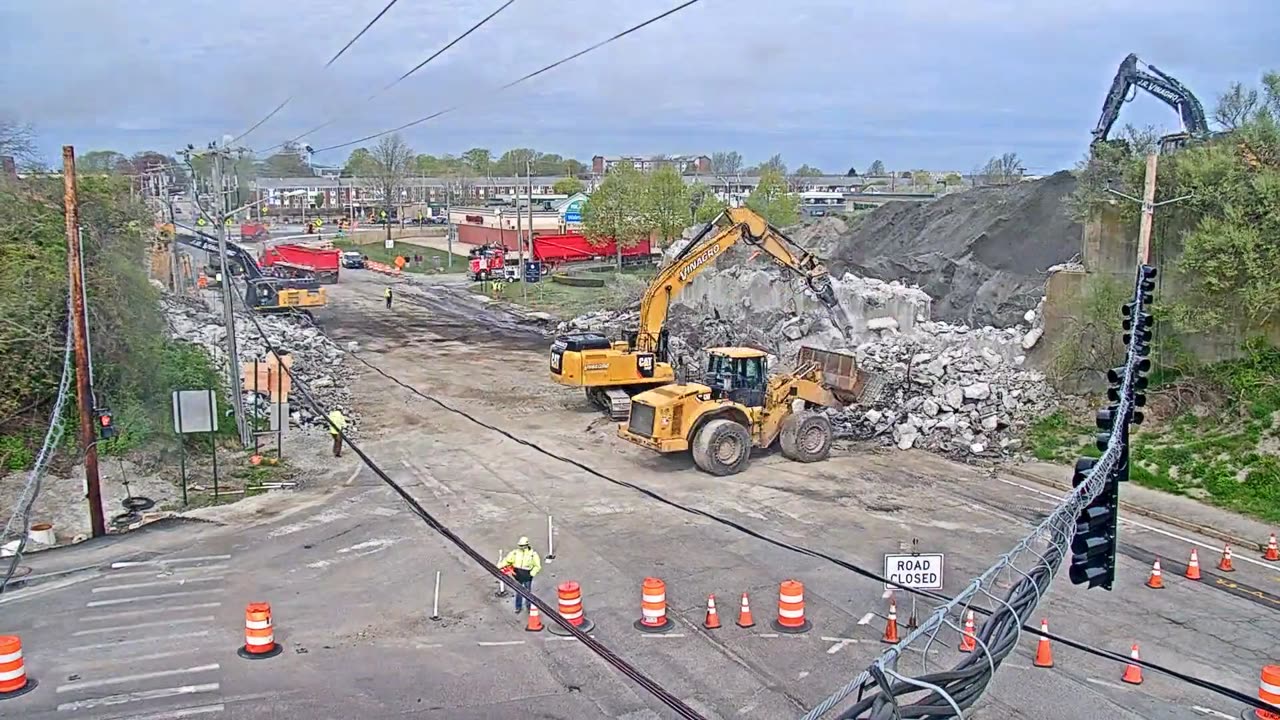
[548,207,848,420]
[617,346,882,476]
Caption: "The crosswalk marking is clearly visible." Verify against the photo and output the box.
[69,630,210,653]
[86,590,216,607]
[81,602,222,622]
[56,664,220,693]
[111,555,232,569]
[106,565,230,581]
[91,576,226,593]
[56,683,221,712]
[107,703,225,719]
[73,616,215,636]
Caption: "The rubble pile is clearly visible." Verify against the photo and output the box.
[162,292,358,435]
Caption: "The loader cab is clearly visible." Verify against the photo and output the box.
[704,348,767,408]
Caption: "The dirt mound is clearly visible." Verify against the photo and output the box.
[808,171,1081,327]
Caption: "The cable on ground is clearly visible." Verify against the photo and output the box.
[309,0,704,153]
[282,296,1261,714]
[227,285,705,719]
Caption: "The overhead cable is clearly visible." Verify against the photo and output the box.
[307,0,704,154]
[219,274,703,719]
[229,0,405,145]
[259,0,518,154]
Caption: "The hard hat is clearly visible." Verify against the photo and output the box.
[518,536,530,547]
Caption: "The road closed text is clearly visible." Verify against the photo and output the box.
[883,553,944,590]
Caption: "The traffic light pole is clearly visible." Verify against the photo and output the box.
[210,150,251,448]
[63,146,107,538]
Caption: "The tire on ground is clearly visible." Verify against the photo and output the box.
[779,411,833,463]
[692,418,752,476]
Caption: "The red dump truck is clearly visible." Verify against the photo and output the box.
[531,234,654,269]
[240,223,270,242]
[259,244,342,284]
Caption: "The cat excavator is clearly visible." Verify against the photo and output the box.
[548,207,848,419]
[175,229,327,312]
[1093,53,1210,154]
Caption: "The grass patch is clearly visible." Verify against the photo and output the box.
[473,267,655,317]
[1026,411,1092,462]
[332,239,465,274]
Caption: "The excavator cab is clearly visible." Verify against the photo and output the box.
[704,349,767,408]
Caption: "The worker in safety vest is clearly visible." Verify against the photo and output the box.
[501,537,541,613]
[384,286,393,309]
[327,409,347,457]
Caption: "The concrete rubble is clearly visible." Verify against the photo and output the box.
[161,291,358,436]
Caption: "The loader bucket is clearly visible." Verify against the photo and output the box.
[795,346,886,404]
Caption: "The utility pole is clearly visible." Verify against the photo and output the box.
[1136,153,1159,265]
[63,146,106,538]
[445,180,453,270]
[210,148,251,447]
[515,181,524,294]
[525,159,533,303]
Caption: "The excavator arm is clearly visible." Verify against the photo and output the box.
[174,229,264,280]
[632,207,843,356]
[1092,53,1210,148]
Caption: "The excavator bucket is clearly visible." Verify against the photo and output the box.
[795,346,887,404]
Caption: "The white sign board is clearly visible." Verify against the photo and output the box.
[384,238,394,249]
[883,553,944,590]
[172,390,218,434]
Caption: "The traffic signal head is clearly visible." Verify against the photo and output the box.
[1138,264,1157,293]
[98,409,116,439]
[1068,455,1119,590]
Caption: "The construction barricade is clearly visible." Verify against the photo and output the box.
[1256,665,1280,719]
[238,602,282,659]
[634,577,673,633]
[771,580,811,634]
[0,636,34,698]
[548,581,594,635]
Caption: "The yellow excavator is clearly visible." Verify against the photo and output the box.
[617,346,881,476]
[548,207,846,419]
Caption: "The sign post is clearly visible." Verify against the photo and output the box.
[882,550,944,591]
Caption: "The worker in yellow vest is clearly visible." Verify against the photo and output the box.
[501,537,542,613]
[327,409,348,457]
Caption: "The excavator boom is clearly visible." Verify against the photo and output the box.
[1092,53,1209,151]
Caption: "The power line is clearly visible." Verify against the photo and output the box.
[219,275,704,720]
[228,0,406,145]
[257,0,518,155]
[307,0,704,154]
[283,306,1264,716]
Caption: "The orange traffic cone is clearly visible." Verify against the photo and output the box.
[1033,619,1054,668]
[958,610,976,653]
[882,598,900,644]
[1265,533,1279,562]
[736,593,755,628]
[704,594,721,629]
[1146,558,1165,589]
[1121,644,1144,685]
[1185,548,1202,580]
[1219,543,1236,572]
[525,605,543,632]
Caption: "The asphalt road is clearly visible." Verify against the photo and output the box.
[1,271,1276,720]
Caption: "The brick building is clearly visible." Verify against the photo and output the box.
[591,154,711,175]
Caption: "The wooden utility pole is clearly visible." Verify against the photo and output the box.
[526,160,533,302]
[63,146,106,538]
[210,150,250,447]
[1135,153,1159,265]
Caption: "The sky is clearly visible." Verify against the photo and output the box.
[2,0,1277,174]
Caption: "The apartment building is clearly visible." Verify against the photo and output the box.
[592,154,711,175]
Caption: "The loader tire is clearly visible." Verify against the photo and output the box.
[692,419,752,476]
[779,411,832,463]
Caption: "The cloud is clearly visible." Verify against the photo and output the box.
[3,0,1278,170]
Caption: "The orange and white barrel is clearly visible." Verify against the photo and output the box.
[772,580,812,634]
[238,602,282,659]
[1257,665,1280,720]
[634,577,673,633]
[0,636,30,696]
[548,581,595,635]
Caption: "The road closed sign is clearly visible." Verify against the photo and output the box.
[883,553,944,590]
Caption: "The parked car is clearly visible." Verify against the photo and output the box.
[340,251,365,269]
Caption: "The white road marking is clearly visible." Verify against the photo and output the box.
[108,703,224,719]
[821,636,861,643]
[73,616,215,636]
[106,565,230,581]
[544,636,577,642]
[81,603,222,622]
[857,612,876,625]
[797,671,810,680]
[91,576,225,593]
[56,664,220,693]
[994,475,1278,571]
[1084,677,1127,691]
[86,590,214,607]
[59,649,200,671]
[343,464,363,486]
[639,633,686,638]
[822,637,860,654]
[69,630,210,653]
[756,633,779,638]
[56,683,220,712]
[336,538,400,556]
[477,640,525,647]
[268,508,350,538]
[1192,707,1236,719]
[111,555,231,569]
[414,643,444,649]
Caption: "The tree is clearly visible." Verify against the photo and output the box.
[581,164,650,270]
[1213,82,1260,131]
[942,172,964,187]
[343,148,378,177]
[260,142,312,177]
[845,166,859,177]
[553,177,584,195]
[746,168,798,226]
[0,119,37,167]
[498,148,538,176]
[793,164,823,177]
[759,153,787,176]
[368,134,414,229]
[693,191,728,224]
[313,192,325,208]
[975,152,1024,186]
[644,166,690,246]
[80,150,128,174]
[911,170,934,188]
[711,151,743,179]
[564,158,588,177]
[866,160,886,176]
[461,147,492,176]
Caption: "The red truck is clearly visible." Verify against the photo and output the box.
[531,234,653,269]
[468,244,507,281]
[240,223,270,242]
[259,244,342,284]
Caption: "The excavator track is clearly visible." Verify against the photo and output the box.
[586,387,632,420]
